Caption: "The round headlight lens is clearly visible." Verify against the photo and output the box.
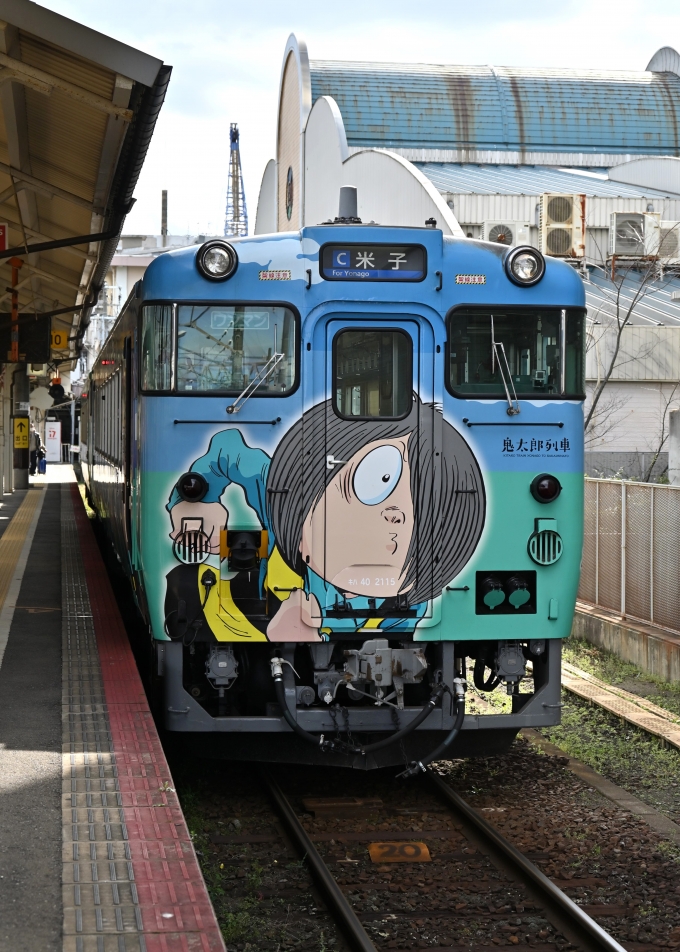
[196,240,237,281]
[505,246,545,286]
[530,473,562,504]
[513,253,540,280]
[176,472,208,502]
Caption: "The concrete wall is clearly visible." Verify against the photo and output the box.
[573,604,680,682]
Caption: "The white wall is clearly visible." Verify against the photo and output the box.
[609,157,680,194]
[254,159,277,235]
[586,380,680,453]
[303,96,348,226]
[587,325,680,383]
[302,96,464,235]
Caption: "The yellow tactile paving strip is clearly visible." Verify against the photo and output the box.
[562,660,680,750]
[0,489,44,608]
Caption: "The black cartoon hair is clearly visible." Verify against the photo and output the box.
[267,396,485,605]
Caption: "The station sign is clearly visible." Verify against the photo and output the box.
[51,327,68,351]
[13,417,28,449]
[0,223,7,252]
[320,244,426,282]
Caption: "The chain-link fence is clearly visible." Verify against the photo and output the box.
[579,478,680,633]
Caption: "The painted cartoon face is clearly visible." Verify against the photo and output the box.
[301,437,414,598]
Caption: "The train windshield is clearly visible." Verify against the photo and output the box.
[177,305,296,394]
[141,304,297,394]
[447,307,585,398]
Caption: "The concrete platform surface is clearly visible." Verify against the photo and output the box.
[0,466,225,952]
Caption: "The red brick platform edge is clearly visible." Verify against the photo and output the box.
[71,484,226,952]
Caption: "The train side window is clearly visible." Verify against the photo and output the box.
[447,307,586,399]
[333,329,412,419]
[176,305,296,394]
[141,305,173,391]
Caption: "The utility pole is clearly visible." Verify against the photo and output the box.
[224,123,248,238]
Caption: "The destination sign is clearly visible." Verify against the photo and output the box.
[320,244,426,282]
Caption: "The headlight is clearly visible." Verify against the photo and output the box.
[176,471,208,502]
[505,246,545,286]
[530,473,562,504]
[196,240,238,281]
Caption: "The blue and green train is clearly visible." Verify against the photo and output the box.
[82,198,585,770]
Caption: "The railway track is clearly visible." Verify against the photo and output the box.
[178,663,680,952]
[259,768,628,952]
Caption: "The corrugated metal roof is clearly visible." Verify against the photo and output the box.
[585,268,680,326]
[310,61,680,154]
[0,3,170,362]
[416,164,679,198]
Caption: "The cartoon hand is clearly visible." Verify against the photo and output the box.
[169,500,228,553]
[267,589,324,642]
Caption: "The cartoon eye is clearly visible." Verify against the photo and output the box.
[353,445,403,506]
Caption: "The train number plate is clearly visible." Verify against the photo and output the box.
[368,841,431,863]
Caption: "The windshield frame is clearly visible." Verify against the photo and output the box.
[138,299,301,397]
[445,304,586,402]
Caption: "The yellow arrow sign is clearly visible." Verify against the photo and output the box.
[13,417,28,449]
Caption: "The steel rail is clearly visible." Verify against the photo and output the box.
[260,770,378,952]
[427,771,628,952]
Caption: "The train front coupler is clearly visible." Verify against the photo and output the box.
[269,648,447,757]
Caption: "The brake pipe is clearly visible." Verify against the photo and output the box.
[397,677,467,778]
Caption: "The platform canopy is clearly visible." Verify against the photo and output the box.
[0,0,171,364]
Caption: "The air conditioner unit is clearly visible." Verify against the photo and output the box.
[482,221,531,247]
[539,194,586,258]
[609,212,660,257]
[27,363,46,376]
[659,221,680,264]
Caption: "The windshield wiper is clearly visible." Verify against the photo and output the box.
[226,323,284,414]
[491,315,520,416]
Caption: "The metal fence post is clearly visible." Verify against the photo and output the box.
[621,482,626,618]
[595,480,599,607]
[650,486,654,624]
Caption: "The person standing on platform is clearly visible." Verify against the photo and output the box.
[29,423,42,476]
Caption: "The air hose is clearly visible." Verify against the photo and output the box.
[270,656,446,757]
[473,657,500,692]
[164,569,217,644]
[397,677,467,779]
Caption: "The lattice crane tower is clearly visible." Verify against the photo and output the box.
[224,123,248,237]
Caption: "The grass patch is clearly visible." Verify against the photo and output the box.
[542,692,680,818]
[564,637,680,718]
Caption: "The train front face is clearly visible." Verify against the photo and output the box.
[137,226,585,767]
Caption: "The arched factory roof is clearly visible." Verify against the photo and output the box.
[308,61,680,154]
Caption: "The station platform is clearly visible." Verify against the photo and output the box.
[0,466,225,952]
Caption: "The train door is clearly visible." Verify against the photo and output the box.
[306,316,439,635]
[123,336,132,551]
